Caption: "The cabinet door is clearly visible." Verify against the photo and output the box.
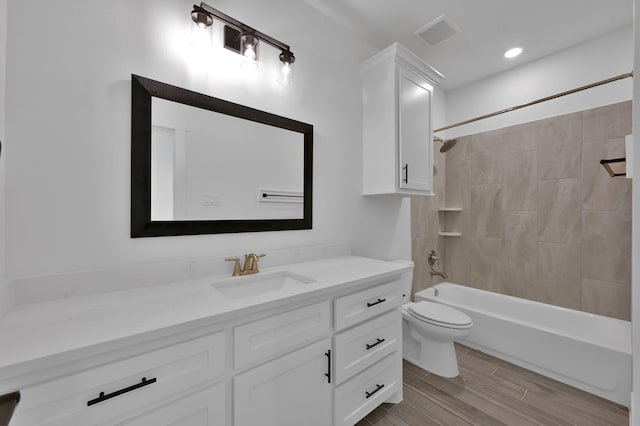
[233,339,332,426]
[398,66,434,193]
[115,381,226,426]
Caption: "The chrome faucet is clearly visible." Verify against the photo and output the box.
[427,250,448,280]
[225,253,266,276]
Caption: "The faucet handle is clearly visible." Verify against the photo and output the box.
[224,257,242,276]
[427,250,440,266]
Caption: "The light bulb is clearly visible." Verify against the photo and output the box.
[243,45,256,61]
[279,62,291,85]
[277,50,295,86]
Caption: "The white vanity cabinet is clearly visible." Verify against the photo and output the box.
[333,280,404,426]
[11,332,227,426]
[361,42,443,196]
[4,258,411,426]
[232,301,332,426]
[233,339,332,426]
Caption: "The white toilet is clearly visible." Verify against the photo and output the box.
[399,266,473,378]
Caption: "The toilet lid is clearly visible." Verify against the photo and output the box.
[409,301,472,327]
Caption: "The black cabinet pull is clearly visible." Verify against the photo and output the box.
[402,164,408,183]
[87,377,157,407]
[365,383,385,399]
[324,350,331,383]
[366,298,386,308]
[366,338,386,350]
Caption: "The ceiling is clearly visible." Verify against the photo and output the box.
[304,0,633,90]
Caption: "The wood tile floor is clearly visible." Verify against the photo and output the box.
[356,344,629,426]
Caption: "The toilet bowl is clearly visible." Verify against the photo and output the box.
[396,261,473,378]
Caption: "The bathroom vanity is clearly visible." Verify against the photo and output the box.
[0,256,411,426]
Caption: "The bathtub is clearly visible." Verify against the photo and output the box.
[415,283,632,407]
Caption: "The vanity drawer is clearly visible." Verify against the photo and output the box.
[12,332,226,426]
[334,308,401,384]
[334,352,402,426]
[334,279,401,330]
[234,301,331,369]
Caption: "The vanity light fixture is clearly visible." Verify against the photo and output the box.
[190,2,296,84]
[278,49,295,85]
[240,31,259,70]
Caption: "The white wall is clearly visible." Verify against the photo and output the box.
[0,0,6,281]
[444,26,633,138]
[4,0,417,280]
[632,0,640,420]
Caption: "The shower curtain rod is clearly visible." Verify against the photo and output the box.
[434,71,633,133]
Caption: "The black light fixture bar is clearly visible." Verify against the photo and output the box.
[195,2,291,52]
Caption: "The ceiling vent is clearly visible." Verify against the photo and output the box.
[415,15,461,46]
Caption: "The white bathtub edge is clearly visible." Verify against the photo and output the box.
[417,283,631,408]
[459,338,630,407]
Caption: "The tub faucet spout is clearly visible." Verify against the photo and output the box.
[430,268,448,280]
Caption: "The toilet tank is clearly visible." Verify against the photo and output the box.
[392,260,414,303]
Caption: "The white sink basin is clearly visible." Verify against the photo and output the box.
[211,271,315,299]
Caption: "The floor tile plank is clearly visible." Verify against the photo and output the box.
[362,345,628,426]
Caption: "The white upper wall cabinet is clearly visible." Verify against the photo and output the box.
[361,43,443,196]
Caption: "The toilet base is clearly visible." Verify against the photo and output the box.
[403,339,460,378]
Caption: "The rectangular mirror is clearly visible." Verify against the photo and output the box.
[131,75,313,237]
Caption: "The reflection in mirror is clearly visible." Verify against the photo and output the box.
[151,98,304,221]
[131,74,313,237]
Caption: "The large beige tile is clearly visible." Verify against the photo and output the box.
[468,128,506,184]
[444,235,470,285]
[537,112,582,179]
[582,101,632,144]
[501,212,537,299]
[582,210,631,284]
[506,119,538,153]
[433,143,446,208]
[582,138,631,211]
[581,278,631,320]
[536,242,581,309]
[443,210,466,236]
[410,196,439,239]
[537,178,581,244]
[445,134,470,162]
[503,150,537,211]
[445,159,470,210]
[469,237,504,293]
[470,184,502,238]
[412,236,437,295]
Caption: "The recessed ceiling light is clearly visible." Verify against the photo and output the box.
[504,47,523,58]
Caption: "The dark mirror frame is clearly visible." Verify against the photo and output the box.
[131,74,313,237]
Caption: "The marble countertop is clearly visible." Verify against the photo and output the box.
[0,256,412,381]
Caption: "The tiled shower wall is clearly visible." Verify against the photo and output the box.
[411,101,632,320]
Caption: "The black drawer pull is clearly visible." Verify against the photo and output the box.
[366,298,386,308]
[324,350,331,383]
[87,377,157,407]
[365,383,385,399]
[366,338,386,350]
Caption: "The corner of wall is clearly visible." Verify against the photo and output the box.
[631,0,640,411]
[0,0,8,284]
